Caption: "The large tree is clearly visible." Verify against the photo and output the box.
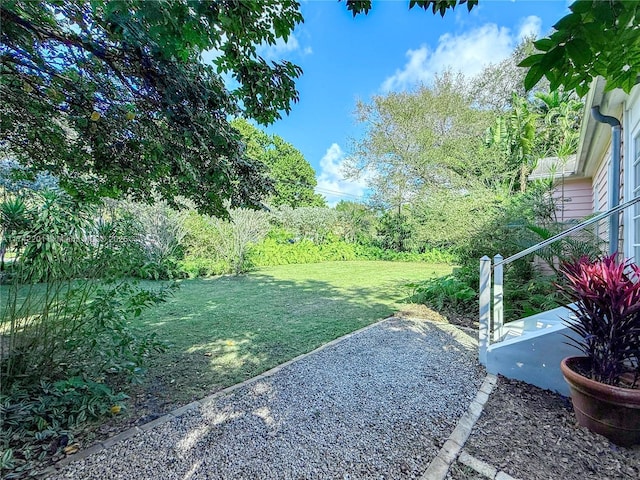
[346,71,496,211]
[231,119,325,208]
[1,0,303,216]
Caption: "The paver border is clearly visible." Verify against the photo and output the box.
[420,374,521,480]
[420,373,498,480]
[458,451,519,480]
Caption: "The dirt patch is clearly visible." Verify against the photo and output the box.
[395,304,478,330]
[463,376,640,480]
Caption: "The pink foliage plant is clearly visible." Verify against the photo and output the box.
[559,254,640,387]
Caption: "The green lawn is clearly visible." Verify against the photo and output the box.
[131,261,452,410]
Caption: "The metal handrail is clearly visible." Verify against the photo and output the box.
[478,195,640,364]
[494,195,640,268]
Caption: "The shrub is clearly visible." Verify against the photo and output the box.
[114,200,187,280]
[270,206,340,244]
[354,244,457,263]
[407,275,476,312]
[211,207,270,275]
[178,257,230,278]
[249,237,325,266]
[0,191,175,477]
[559,254,640,387]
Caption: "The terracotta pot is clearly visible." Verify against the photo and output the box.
[561,356,640,447]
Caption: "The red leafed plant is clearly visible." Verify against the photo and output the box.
[559,254,640,388]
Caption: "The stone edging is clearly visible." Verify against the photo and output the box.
[53,316,396,472]
[457,450,518,480]
[421,373,504,480]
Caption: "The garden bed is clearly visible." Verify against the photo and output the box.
[461,376,640,479]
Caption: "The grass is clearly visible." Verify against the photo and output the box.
[127,261,452,411]
[1,261,452,427]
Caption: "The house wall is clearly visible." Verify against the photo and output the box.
[592,145,611,212]
[552,178,593,223]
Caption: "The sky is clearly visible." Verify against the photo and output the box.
[257,0,572,206]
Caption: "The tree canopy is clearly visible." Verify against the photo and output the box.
[231,119,325,208]
[346,71,496,210]
[520,0,640,96]
[2,0,635,217]
[1,0,303,216]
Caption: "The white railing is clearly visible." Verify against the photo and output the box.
[478,195,640,363]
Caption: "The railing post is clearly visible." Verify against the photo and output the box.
[493,254,504,342]
[479,255,491,365]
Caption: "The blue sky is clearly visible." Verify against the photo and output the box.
[258,0,571,205]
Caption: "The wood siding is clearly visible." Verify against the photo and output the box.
[552,178,593,222]
[593,145,610,212]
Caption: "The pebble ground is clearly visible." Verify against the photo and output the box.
[50,317,484,480]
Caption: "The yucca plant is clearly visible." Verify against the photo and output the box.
[558,254,640,387]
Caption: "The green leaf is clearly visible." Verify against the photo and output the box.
[524,64,546,91]
[570,0,593,15]
[533,38,554,52]
[565,39,592,66]
[518,54,544,68]
[553,12,581,31]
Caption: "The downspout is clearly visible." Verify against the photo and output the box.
[591,106,621,255]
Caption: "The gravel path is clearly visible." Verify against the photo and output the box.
[50,318,484,480]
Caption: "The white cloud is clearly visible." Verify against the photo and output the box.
[518,15,542,41]
[258,34,300,59]
[382,17,542,92]
[316,144,368,207]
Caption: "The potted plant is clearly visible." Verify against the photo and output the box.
[558,253,640,446]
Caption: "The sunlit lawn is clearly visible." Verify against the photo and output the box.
[1,260,453,422]
[131,261,452,411]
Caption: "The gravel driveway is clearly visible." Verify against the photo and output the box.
[50,318,484,480]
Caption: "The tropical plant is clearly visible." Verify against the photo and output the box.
[407,275,476,312]
[521,0,640,96]
[559,254,640,387]
[485,94,537,193]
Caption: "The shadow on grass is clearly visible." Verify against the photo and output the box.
[131,272,408,410]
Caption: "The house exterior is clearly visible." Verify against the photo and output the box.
[481,78,640,395]
[573,77,640,260]
[530,78,640,259]
[529,154,594,224]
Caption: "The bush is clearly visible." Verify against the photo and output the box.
[354,244,457,263]
[407,275,476,312]
[114,200,187,280]
[180,208,269,276]
[0,190,175,478]
[248,237,326,266]
[270,206,340,244]
[178,257,230,278]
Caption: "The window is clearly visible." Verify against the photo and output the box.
[633,134,640,261]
